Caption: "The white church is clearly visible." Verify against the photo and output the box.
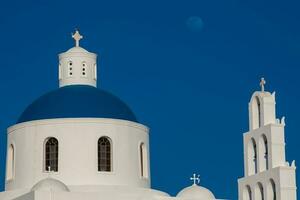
[0,31,297,200]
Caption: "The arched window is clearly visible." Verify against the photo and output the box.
[263,136,268,170]
[140,143,149,178]
[253,139,258,174]
[98,137,112,172]
[267,179,276,200]
[6,144,15,180]
[256,97,262,128]
[255,182,264,200]
[251,96,262,130]
[259,182,264,200]
[259,135,268,171]
[45,137,58,172]
[248,138,258,175]
[243,185,252,200]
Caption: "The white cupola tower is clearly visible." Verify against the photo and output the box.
[58,30,97,87]
[238,78,297,200]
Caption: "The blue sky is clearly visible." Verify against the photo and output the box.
[0,0,300,199]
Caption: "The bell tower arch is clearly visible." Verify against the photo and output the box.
[249,78,276,131]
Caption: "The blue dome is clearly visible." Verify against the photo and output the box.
[18,85,137,123]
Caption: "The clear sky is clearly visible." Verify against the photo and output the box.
[0,0,300,199]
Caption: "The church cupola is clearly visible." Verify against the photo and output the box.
[58,30,97,88]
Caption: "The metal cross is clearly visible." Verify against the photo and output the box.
[72,30,83,47]
[260,77,266,92]
[190,173,200,185]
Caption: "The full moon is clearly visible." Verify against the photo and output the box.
[186,16,204,32]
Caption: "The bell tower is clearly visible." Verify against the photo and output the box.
[238,78,297,200]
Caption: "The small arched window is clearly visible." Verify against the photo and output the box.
[140,143,149,178]
[248,138,258,175]
[253,139,258,174]
[6,144,15,181]
[255,182,264,200]
[243,185,252,200]
[45,137,59,172]
[268,179,276,200]
[259,135,268,171]
[251,96,262,130]
[264,136,268,170]
[98,137,112,172]
[256,97,262,128]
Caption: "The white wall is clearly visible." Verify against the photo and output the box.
[5,118,150,191]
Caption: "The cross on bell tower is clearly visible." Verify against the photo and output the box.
[72,30,83,47]
[260,77,266,92]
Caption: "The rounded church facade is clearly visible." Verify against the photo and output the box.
[6,118,150,190]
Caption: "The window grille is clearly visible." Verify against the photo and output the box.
[98,137,111,172]
[45,137,58,172]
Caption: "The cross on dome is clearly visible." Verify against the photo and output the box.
[190,173,200,185]
[72,30,83,47]
[260,77,266,92]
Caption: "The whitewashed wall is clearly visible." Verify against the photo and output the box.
[5,118,150,191]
